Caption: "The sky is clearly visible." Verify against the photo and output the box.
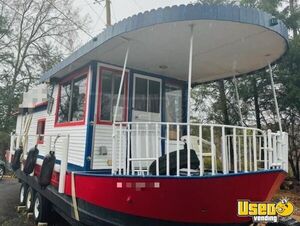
[76,0,192,43]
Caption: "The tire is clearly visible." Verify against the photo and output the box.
[19,183,28,205]
[33,192,50,224]
[25,187,35,211]
[0,166,4,180]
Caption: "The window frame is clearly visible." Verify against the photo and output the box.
[54,67,89,127]
[96,66,128,125]
[36,118,46,144]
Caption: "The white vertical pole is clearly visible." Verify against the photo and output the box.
[199,125,203,176]
[186,24,194,176]
[9,133,15,163]
[166,124,170,176]
[233,127,237,173]
[126,125,130,175]
[118,125,122,174]
[59,135,69,194]
[221,127,227,174]
[112,45,130,174]
[263,132,268,169]
[268,63,282,132]
[113,46,130,123]
[243,129,248,172]
[155,123,159,176]
[253,130,257,171]
[233,76,243,126]
[211,126,215,175]
[176,125,180,176]
[268,129,273,167]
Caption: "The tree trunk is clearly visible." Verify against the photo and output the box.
[217,80,230,125]
[290,0,298,37]
[217,80,234,170]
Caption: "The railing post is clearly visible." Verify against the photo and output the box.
[253,130,257,171]
[59,135,69,194]
[166,124,170,176]
[119,124,122,174]
[146,123,149,160]
[243,129,248,172]
[155,123,159,176]
[221,127,227,174]
[263,132,268,170]
[112,124,116,174]
[211,126,215,175]
[238,136,241,171]
[273,133,278,167]
[176,125,180,176]
[282,132,289,172]
[126,124,130,175]
[187,124,191,176]
[9,133,15,163]
[199,125,204,176]
[267,129,273,167]
[233,127,237,173]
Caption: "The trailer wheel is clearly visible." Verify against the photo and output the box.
[33,192,49,224]
[19,183,28,205]
[25,187,35,211]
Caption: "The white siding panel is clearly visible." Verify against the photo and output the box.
[19,67,91,168]
[92,125,126,170]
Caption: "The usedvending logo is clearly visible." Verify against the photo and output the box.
[237,198,294,223]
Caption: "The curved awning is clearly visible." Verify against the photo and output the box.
[40,4,288,83]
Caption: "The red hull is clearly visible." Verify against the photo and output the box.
[63,170,285,224]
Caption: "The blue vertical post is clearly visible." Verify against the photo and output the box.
[84,61,97,171]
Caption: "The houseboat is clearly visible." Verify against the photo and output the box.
[9,4,289,226]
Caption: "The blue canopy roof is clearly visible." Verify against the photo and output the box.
[40,4,288,83]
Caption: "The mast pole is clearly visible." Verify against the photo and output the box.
[268,63,282,132]
[105,0,112,27]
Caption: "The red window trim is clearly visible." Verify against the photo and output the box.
[96,66,128,125]
[54,67,89,127]
[36,118,46,144]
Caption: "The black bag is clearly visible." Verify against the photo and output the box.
[149,148,200,175]
[11,147,23,171]
[38,151,56,188]
[23,146,39,175]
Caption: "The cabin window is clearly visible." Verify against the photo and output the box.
[57,75,87,124]
[135,78,160,113]
[99,68,127,122]
[36,119,46,144]
[165,83,183,139]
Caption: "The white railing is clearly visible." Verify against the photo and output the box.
[9,133,70,193]
[112,122,289,176]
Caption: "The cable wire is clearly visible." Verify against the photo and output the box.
[44,0,94,38]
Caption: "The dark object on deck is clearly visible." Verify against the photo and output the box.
[23,146,39,175]
[38,151,56,188]
[11,147,23,171]
[149,148,200,175]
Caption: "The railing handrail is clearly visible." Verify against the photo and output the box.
[114,121,264,133]
[112,121,288,177]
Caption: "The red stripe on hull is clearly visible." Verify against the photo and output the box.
[34,164,60,187]
[64,171,285,224]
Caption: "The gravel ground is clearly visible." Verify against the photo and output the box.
[0,178,69,226]
[0,178,34,226]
